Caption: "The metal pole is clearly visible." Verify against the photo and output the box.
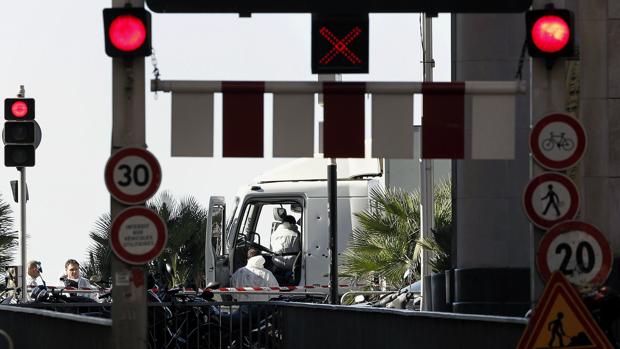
[16,85,27,302]
[111,1,147,348]
[328,159,339,304]
[530,0,567,305]
[19,168,26,302]
[420,12,435,311]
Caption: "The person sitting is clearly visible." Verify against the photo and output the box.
[230,249,279,302]
[270,215,301,282]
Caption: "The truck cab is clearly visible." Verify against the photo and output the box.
[205,158,383,290]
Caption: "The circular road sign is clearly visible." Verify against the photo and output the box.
[530,113,586,170]
[523,173,579,229]
[537,220,612,287]
[105,147,162,205]
[110,207,168,265]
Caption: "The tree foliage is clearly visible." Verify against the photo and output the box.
[82,191,208,288]
[341,179,452,289]
[0,195,18,278]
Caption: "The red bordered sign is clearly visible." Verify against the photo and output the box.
[523,173,579,229]
[538,221,612,287]
[530,113,587,170]
[110,207,168,265]
[105,147,162,205]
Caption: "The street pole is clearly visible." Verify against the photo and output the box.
[110,0,147,348]
[19,167,26,302]
[319,74,340,305]
[327,158,338,304]
[530,0,568,305]
[420,12,435,311]
[16,85,27,303]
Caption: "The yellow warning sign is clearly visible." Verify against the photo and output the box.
[517,272,613,349]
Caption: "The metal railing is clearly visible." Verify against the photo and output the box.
[2,291,531,349]
[147,301,281,349]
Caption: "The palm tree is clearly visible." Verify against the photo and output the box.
[146,191,208,288]
[341,178,452,289]
[81,213,112,283]
[82,192,208,288]
[0,194,18,282]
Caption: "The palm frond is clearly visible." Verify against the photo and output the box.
[342,180,452,288]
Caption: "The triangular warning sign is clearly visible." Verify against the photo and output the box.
[517,272,613,349]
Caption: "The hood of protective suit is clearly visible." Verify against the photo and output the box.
[231,255,279,302]
[246,255,266,268]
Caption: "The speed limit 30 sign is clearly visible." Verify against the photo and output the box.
[537,220,612,287]
[105,147,162,205]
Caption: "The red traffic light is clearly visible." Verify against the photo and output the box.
[4,98,35,120]
[10,101,28,118]
[109,15,147,52]
[531,15,570,53]
[103,8,152,58]
[526,8,574,61]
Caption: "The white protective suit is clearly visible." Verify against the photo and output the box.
[230,255,279,302]
[270,221,301,271]
[26,275,42,288]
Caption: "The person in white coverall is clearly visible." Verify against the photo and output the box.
[270,215,301,274]
[230,249,279,302]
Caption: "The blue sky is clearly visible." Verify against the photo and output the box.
[0,1,450,281]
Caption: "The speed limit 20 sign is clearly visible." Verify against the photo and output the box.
[537,221,612,287]
[105,147,162,205]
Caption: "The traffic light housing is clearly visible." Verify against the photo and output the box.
[526,6,574,63]
[4,98,35,167]
[103,7,152,58]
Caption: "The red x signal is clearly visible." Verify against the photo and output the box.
[319,26,363,65]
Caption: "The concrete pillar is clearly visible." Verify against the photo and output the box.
[579,0,620,288]
[452,13,531,316]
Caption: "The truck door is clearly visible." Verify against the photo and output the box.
[205,196,226,285]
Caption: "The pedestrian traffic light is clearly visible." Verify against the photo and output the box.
[4,98,35,167]
[526,6,574,65]
[103,7,152,58]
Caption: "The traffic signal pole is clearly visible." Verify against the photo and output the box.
[110,0,147,347]
[19,167,26,302]
[15,86,28,303]
[420,12,435,312]
[530,0,569,305]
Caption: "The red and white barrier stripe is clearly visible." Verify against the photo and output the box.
[29,284,367,295]
[205,284,366,293]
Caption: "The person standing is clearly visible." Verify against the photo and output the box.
[26,260,44,287]
[61,259,91,288]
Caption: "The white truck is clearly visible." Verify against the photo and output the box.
[204,158,383,292]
